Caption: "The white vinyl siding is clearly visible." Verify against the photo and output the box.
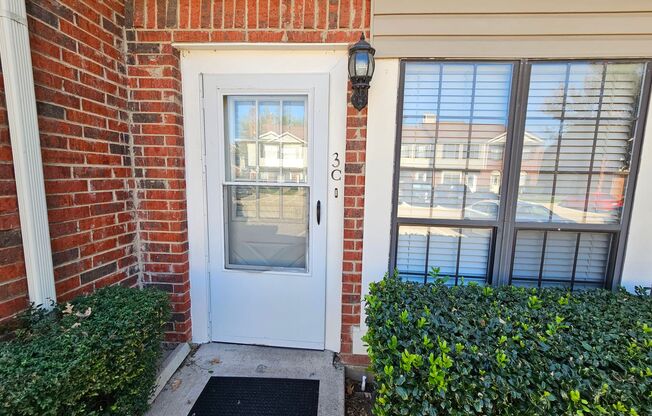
[373,1,652,59]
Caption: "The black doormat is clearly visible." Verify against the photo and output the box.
[188,376,320,416]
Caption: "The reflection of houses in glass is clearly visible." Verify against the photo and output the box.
[398,114,513,219]
[488,131,544,193]
[235,131,308,183]
[230,98,308,184]
[399,113,629,223]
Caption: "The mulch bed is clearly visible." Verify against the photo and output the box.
[345,378,373,416]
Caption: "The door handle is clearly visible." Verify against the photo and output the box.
[316,200,321,225]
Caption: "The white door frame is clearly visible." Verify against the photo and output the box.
[178,46,349,352]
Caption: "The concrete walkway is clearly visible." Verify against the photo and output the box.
[147,343,345,416]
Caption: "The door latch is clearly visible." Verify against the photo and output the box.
[316,200,321,225]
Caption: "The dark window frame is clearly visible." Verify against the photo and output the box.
[389,58,652,289]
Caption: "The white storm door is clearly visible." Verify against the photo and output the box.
[203,74,328,350]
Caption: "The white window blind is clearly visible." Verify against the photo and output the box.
[511,231,612,289]
[397,226,492,284]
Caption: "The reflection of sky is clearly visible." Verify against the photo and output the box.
[232,98,306,139]
[234,100,255,139]
[525,63,643,145]
[254,101,306,132]
[259,101,279,116]
[525,63,599,143]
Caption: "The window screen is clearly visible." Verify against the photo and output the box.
[392,60,649,289]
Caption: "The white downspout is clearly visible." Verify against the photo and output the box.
[0,1,56,307]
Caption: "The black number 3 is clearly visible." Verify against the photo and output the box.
[332,152,341,168]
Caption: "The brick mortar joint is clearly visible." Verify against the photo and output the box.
[121,21,146,288]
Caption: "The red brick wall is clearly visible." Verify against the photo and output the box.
[1,0,141,323]
[27,0,138,302]
[341,95,367,364]
[0,62,30,322]
[125,0,370,355]
[125,29,189,342]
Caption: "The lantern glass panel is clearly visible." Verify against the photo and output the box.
[348,53,356,77]
[367,54,375,77]
[355,51,370,77]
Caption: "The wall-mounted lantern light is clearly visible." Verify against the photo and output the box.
[348,33,375,111]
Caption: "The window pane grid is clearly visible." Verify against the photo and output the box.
[393,60,648,291]
[226,96,308,184]
[546,63,573,223]
[224,95,310,272]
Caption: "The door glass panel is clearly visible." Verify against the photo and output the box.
[224,95,309,271]
[225,185,308,270]
[226,96,308,184]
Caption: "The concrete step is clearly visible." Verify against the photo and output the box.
[147,343,345,416]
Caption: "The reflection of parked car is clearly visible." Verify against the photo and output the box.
[464,200,499,219]
[517,202,566,222]
[464,200,565,221]
[561,192,623,212]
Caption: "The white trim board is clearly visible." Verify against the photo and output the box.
[353,59,400,355]
[173,42,349,51]
[622,91,652,292]
[180,49,348,352]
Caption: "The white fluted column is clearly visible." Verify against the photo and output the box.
[0,0,56,307]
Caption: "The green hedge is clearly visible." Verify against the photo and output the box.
[0,286,170,416]
[364,273,652,416]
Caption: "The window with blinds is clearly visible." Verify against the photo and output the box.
[394,62,513,283]
[391,60,650,289]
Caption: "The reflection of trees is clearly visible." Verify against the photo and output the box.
[515,63,645,223]
[258,109,277,133]
[237,106,256,138]
[538,63,638,173]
